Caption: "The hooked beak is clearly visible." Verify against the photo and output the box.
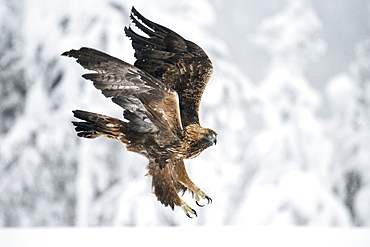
[206,133,217,146]
[210,135,217,145]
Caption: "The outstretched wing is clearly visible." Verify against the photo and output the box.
[124,7,213,127]
[62,47,183,143]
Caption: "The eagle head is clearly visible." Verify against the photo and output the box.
[184,125,217,158]
[203,128,217,146]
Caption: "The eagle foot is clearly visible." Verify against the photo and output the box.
[195,191,212,207]
[181,204,197,218]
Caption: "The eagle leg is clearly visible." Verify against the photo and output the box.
[147,160,199,218]
[172,159,213,208]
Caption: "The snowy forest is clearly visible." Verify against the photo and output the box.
[0,0,369,227]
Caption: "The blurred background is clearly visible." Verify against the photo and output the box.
[0,0,369,227]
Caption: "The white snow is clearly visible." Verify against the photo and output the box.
[1,227,370,247]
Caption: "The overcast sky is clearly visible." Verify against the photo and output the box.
[210,0,370,88]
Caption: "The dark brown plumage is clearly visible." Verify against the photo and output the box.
[62,7,217,218]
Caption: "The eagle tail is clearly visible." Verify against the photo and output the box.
[72,110,128,143]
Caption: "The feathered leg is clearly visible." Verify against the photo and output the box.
[146,160,197,218]
[172,159,212,207]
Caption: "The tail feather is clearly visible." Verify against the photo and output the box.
[72,110,128,142]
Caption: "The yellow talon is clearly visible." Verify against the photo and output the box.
[181,204,197,218]
[195,191,212,207]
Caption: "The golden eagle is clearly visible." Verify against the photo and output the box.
[62,7,217,218]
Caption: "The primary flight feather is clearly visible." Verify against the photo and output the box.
[62,7,217,218]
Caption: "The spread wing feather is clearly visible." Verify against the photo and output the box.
[62,47,183,141]
[125,7,213,127]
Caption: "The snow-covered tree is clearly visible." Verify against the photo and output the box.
[235,0,351,226]
[324,38,370,226]
[1,0,369,227]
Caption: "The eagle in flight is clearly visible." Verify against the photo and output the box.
[62,7,217,218]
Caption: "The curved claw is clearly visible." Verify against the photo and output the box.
[181,204,197,218]
[196,196,212,207]
[195,190,212,207]
[186,210,198,218]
